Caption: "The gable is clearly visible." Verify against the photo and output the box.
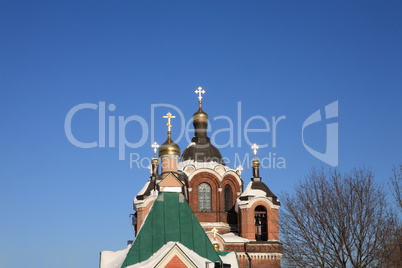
[159,173,183,187]
[164,255,187,268]
[156,245,196,268]
[121,192,221,267]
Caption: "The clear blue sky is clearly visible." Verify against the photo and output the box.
[0,1,401,267]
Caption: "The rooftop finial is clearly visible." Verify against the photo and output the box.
[150,142,160,176]
[251,143,260,178]
[211,227,219,239]
[195,86,205,106]
[159,113,180,157]
[151,142,159,158]
[251,143,259,158]
[237,165,243,176]
[163,112,176,132]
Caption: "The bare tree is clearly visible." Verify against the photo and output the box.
[280,168,397,268]
[381,221,402,268]
[390,164,402,212]
[384,164,402,267]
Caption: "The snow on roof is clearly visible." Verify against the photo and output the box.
[100,241,239,268]
[133,181,150,203]
[126,241,213,268]
[133,181,158,205]
[236,181,268,209]
[186,142,196,149]
[240,181,267,198]
[220,232,249,243]
[99,244,131,268]
[218,251,239,268]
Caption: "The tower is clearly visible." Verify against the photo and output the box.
[236,144,282,267]
[179,87,242,237]
[100,87,282,268]
[178,88,282,267]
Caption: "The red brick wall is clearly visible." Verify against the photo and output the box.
[250,258,281,268]
[189,172,241,228]
[267,207,279,241]
[235,251,282,268]
[165,255,187,268]
[239,200,280,241]
[237,255,250,268]
[239,208,255,240]
[135,200,154,234]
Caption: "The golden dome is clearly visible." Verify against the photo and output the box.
[158,132,181,157]
[193,106,208,123]
[252,158,260,167]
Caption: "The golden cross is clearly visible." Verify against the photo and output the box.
[163,112,176,132]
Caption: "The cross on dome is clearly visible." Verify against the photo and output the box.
[251,143,259,158]
[163,112,176,132]
[195,86,205,103]
[211,227,219,239]
[237,165,243,175]
[151,142,159,157]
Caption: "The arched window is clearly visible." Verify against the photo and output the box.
[198,183,211,212]
[224,185,233,212]
[255,205,268,241]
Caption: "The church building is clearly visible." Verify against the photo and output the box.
[100,88,282,268]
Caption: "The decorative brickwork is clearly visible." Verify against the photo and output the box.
[237,250,282,268]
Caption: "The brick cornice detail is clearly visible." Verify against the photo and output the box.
[238,196,280,210]
[237,252,282,260]
[188,169,222,183]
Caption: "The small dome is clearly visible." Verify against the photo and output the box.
[252,158,260,167]
[181,102,225,165]
[193,106,208,124]
[152,158,160,165]
[159,132,181,157]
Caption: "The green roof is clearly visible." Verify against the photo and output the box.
[121,192,221,267]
